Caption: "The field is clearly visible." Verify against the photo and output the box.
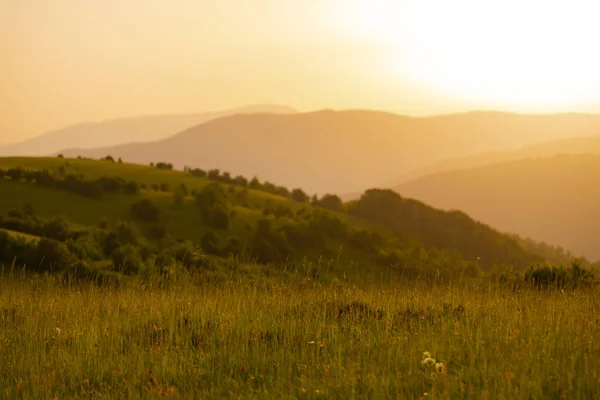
[1,269,598,399]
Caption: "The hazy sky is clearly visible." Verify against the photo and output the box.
[3,0,600,143]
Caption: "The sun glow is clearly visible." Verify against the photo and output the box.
[330,0,600,110]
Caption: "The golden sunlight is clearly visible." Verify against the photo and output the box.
[331,0,600,110]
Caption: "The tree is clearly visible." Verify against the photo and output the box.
[205,205,230,229]
[33,238,75,272]
[130,199,160,221]
[103,155,115,162]
[291,188,309,203]
[123,180,140,195]
[315,194,343,212]
[195,183,224,211]
[42,217,70,241]
[154,162,173,170]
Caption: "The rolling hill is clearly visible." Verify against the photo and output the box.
[0,105,296,157]
[398,134,600,183]
[0,156,566,274]
[59,110,600,195]
[395,154,600,261]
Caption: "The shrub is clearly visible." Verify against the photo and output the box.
[42,217,70,241]
[149,224,167,240]
[123,180,140,195]
[33,238,76,272]
[130,199,160,222]
[111,245,143,275]
[204,205,229,229]
[524,261,596,290]
[201,231,220,255]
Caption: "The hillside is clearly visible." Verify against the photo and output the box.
[58,110,600,196]
[398,134,600,183]
[0,105,296,157]
[396,154,600,261]
[0,156,558,275]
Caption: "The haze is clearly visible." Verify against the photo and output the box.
[4,0,600,143]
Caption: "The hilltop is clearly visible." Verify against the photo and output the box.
[58,110,600,195]
[396,154,600,260]
[0,156,569,277]
[0,105,296,157]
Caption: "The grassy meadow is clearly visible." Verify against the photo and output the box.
[1,267,599,399]
[1,156,598,398]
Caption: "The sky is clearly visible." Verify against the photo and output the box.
[2,0,600,144]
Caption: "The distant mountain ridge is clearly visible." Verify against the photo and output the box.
[397,133,600,183]
[0,105,297,156]
[395,153,600,261]
[59,109,600,195]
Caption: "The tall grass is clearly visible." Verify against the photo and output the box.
[1,266,598,399]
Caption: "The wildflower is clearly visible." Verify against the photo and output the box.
[422,357,436,367]
[55,327,61,335]
[422,351,432,360]
[435,362,447,375]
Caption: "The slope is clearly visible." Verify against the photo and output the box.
[398,134,600,183]
[0,157,552,273]
[395,154,600,260]
[0,105,296,156]
[58,110,600,195]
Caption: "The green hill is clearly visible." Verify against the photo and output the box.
[0,156,570,277]
[396,154,600,261]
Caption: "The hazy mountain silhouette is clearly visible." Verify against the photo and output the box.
[395,154,600,260]
[59,110,600,195]
[397,133,600,183]
[0,105,296,156]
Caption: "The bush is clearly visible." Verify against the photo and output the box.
[149,224,167,240]
[102,221,141,255]
[111,245,143,275]
[204,205,230,229]
[33,238,76,273]
[42,217,70,241]
[201,231,220,255]
[0,231,35,266]
[524,261,596,290]
[123,180,140,195]
[130,199,160,221]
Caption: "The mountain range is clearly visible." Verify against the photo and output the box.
[0,105,296,157]
[58,110,600,195]
[398,134,600,183]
